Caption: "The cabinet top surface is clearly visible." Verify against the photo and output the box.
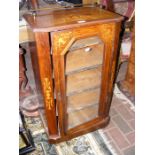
[23,7,123,32]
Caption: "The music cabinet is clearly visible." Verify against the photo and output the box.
[24,7,123,143]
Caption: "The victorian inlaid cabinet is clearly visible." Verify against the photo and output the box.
[24,7,123,143]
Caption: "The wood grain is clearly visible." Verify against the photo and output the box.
[23,7,123,32]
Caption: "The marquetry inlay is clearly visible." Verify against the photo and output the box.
[43,78,53,110]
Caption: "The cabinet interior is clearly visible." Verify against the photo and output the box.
[65,36,104,129]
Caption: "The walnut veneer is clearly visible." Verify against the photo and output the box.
[24,7,123,143]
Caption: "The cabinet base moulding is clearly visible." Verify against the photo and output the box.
[47,116,110,144]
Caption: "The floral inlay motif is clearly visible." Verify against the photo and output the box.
[43,78,53,110]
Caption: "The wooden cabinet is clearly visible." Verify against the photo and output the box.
[24,7,123,143]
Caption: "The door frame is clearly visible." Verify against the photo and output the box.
[51,23,115,136]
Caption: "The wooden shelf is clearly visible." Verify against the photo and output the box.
[67,88,100,113]
[65,43,104,75]
[69,36,102,51]
[68,104,98,129]
[66,66,102,96]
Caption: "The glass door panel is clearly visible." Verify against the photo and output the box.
[64,36,104,129]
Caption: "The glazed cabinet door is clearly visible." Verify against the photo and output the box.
[65,36,104,130]
[51,23,120,135]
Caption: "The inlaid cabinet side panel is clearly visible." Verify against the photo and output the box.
[34,32,58,136]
